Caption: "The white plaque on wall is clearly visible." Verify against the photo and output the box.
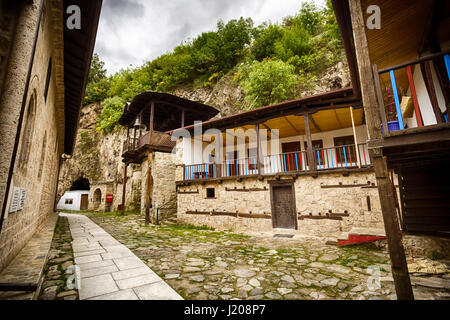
[9,187,21,213]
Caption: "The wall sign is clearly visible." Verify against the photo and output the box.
[9,187,21,213]
[106,195,113,203]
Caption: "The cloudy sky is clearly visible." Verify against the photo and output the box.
[94,0,326,75]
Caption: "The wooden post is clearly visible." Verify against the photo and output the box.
[304,114,316,173]
[256,123,262,175]
[145,102,155,225]
[145,152,153,225]
[350,107,362,168]
[373,64,390,135]
[349,0,414,300]
[420,61,443,124]
[121,162,128,216]
[181,108,185,128]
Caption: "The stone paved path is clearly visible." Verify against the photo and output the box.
[0,213,57,300]
[61,213,182,300]
[84,212,450,300]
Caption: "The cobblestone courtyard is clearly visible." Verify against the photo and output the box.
[55,211,446,301]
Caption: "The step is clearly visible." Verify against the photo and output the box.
[338,227,386,246]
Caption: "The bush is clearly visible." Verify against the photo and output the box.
[240,59,298,109]
[96,96,126,133]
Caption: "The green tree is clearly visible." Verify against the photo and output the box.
[84,53,109,105]
[251,24,284,61]
[96,96,125,133]
[240,59,298,109]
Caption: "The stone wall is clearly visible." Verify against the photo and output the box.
[0,0,65,271]
[140,152,177,223]
[177,170,384,239]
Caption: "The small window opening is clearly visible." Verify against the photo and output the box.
[206,188,215,199]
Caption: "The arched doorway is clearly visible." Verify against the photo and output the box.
[93,188,102,210]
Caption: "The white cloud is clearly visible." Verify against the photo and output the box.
[94,0,325,75]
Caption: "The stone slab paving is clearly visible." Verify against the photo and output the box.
[0,213,58,300]
[84,212,450,300]
[60,213,182,300]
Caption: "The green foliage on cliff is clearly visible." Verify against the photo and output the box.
[96,96,125,133]
[87,1,344,130]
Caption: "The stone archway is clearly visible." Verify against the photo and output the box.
[93,188,102,210]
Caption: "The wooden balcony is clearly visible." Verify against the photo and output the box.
[122,131,176,162]
[183,144,372,182]
[372,51,450,169]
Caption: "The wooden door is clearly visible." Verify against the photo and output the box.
[80,195,88,210]
[270,182,297,229]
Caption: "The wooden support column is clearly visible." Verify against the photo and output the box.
[304,114,316,174]
[145,102,155,225]
[121,162,128,216]
[181,108,185,128]
[145,152,153,225]
[255,123,262,176]
[349,0,414,300]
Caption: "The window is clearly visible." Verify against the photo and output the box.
[206,188,215,199]
[333,136,357,164]
[65,199,73,205]
[44,57,52,102]
[282,142,301,154]
[19,91,37,173]
[38,131,47,180]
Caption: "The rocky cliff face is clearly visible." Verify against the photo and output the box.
[57,102,142,211]
[57,59,350,212]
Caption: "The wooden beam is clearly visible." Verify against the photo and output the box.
[349,0,414,300]
[310,115,322,132]
[0,283,38,292]
[283,116,301,134]
[333,110,343,128]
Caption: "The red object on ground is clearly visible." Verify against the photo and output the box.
[106,194,113,203]
[338,234,387,246]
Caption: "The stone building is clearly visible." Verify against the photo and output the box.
[0,0,101,272]
[175,90,384,242]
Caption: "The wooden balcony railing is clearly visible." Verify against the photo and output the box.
[315,144,371,170]
[122,131,176,155]
[263,151,308,175]
[373,51,450,136]
[183,144,370,181]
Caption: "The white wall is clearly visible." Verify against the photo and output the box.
[406,61,447,128]
[57,190,90,211]
[182,125,370,166]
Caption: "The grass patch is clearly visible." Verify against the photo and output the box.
[165,224,215,232]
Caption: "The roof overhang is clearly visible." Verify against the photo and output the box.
[177,87,362,134]
[118,91,219,132]
[63,0,103,155]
